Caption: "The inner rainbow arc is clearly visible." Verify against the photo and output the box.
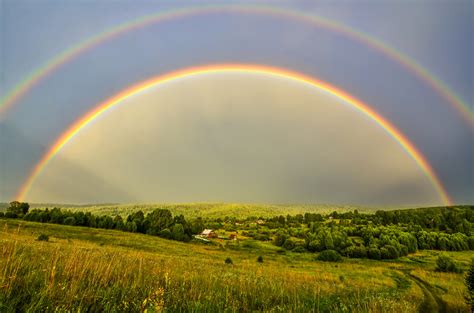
[15,64,452,205]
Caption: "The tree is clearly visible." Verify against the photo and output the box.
[146,209,173,235]
[7,201,29,217]
[171,223,187,241]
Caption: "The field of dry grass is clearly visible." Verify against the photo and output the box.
[0,219,470,312]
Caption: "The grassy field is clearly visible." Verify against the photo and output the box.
[0,218,470,312]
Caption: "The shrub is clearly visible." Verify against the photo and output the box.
[399,244,409,256]
[257,256,264,263]
[225,257,233,265]
[368,247,381,260]
[0,212,4,218]
[274,231,288,247]
[346,245,367,258]
[292,246,306,253]
[380,245,399,259]
[63,216,76,226]
[436,254,462,273]
[37,234,49,242]
[282,239,296,250]
[159,228,172,239]
[317,250,342,262]
[4,211,16,218]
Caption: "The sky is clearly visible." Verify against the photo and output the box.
[0,0,472,206]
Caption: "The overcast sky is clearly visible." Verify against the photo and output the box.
[0,0,472,206]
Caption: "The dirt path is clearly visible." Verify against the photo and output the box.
[400,269,446,313]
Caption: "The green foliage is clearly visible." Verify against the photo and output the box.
[6,201,29,217]
[380,245,399,259]
[3,204,473,262]
[18,207,198,243]
[368,246,381,260]
[345,245,367,258]
[436,254,462,273]
[317,250,342,262]
[224,257,233,265]
[282,238,296,250]
[36,234,49,242]
[273,231,288,247]
[63,216,76,226]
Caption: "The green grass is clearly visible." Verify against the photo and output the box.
[0,219,470,312]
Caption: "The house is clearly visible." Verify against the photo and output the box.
[201,229,217,238]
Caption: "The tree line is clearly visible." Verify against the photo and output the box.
[1,201,204,242]
[1,202,472,259]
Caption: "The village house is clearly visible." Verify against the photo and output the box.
[201,229,217,238]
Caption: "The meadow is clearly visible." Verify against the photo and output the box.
[0,203,472,312]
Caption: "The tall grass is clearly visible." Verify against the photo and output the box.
[0,221,436,312]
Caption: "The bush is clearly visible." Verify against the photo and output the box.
[282,239,296,250]
[292,246,306,253]
[368,247,381,260]
[257,256,264,263]
[159,228,172,239]
[346,245,367,258]
[63,216,76,226]
[317,250,342,262]
[0,212,4,218]
[380,245,399,259]
[274,231,288,247]
[436,254,462,273]
[225,257,233,265]
[37,234,49,242]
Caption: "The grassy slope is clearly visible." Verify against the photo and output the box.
[0,219,470,312]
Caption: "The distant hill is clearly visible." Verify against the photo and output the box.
[3,202,471,218]
[26,202,373,219]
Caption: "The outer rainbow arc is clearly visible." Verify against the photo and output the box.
[0,5,472,127]
[15,64,452,205]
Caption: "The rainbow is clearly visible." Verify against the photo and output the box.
[15,64,453,205]
[0,5,472,127]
